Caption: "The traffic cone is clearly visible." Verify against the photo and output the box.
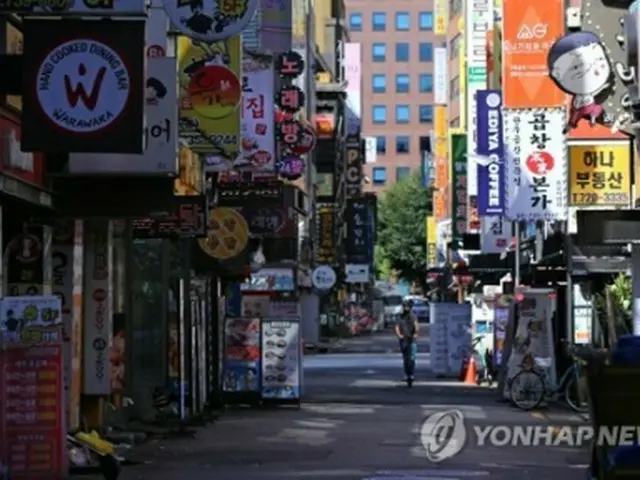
[464,356,477,385]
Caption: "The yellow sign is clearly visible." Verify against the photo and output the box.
[434,0,448,35]
[434,190,447,220]
[174,146,203,195]
[5,21,22,111]
[434,106,447,138]
[426,216,437,267]
[434,106,448,190]
[178,36,242,164]
[316,72,331,84]
[569,143,632,207]
[198,207,249,260]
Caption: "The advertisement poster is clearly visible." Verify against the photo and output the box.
[493,299,510,367]
[241,296,270,317]
[222,318,260,392]
[429,303,472,376]
[261,318,301,400]
[6,230,44,297]
[0,296,65,479]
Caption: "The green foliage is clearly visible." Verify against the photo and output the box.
[594,273,632,334]
[375,172,433,285]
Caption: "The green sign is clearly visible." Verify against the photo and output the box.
[451,133,467,243]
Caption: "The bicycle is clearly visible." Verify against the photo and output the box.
[509,349,588,413]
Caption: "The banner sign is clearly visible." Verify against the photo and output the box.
[426,215,437,268]
[451,133,468,241]
[504,109,568,221]
[434,0,448,35]
[22,20,145,154]
[346,197,372,265]
[434,106,448,189]
[345,145,363,197]
[0,0,145,15]
[316,205,336,264]
[344,43,362,146]
[480,216,510,254]
[476,90,505,215]
[217,182,283,206]
[132,196,207,239]
[434,47,448,105]
[568,143,632,206]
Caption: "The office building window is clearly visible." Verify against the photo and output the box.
[373,167,387,185]
[395,12,410,30]
[376,136,387,154]
[372,43,386,62]
[419,12,433,30]
[450,76,460,99]
[450,34,462,59]
[372,12,386,31]
[372,105,387,124]
[419,73,433,92]
[419,105,434,123]
[349,13,363,31]
[395,42,410,62]
[372,74,386,93]
[395,104,410,124]
[419,42,433,62]
[395,74,410,93]
[396,136,410,153]
[396,167,411,181]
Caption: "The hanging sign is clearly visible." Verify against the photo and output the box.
[164,0,259,42]
[275,85,305,113]
[275,51,305,78]
[277,155,305,180]
[311,266,336,290]
[345,146,362,197]
[291,124,317,155]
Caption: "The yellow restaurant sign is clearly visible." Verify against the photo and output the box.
[426,216,437,268]
[434,0,448,35]
[568,143,632,207]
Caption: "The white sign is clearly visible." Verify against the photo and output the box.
[429,302,472,376]
[237,57,275,172]
[434,47,448,105]
[311,265,336,290]
[82,222,112,395]
[480,216,509,254]
[10,0,145,15]
[37,40,130,134]
[261,318,301,400]
[503,109,568,221]
[164,0,259,42]
[2,129,33,172]
[345,264,369,283]
[68,57,179,174]
[465,0,492,197]
[364,137,377,163]
[0,295,63,342]
[344,43,362,142]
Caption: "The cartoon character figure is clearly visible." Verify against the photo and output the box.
[548,31,615,133]
[146,77,167,105]
[179,0,232,36]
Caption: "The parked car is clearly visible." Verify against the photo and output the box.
[409,297,430,322]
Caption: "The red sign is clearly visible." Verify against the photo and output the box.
[315,112,335,139]
[1,326,65,479]
[0,117,44,186]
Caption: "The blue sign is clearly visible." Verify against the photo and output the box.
[476,90,505,216]
[421,151,435,188]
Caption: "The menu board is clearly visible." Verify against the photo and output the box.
[222,318,260,393]
[261,318,301,400]
[0,295,65,479]
[132,196,207,239]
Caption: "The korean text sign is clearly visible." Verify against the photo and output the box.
[504,109,568,221]
[434,106,448,189]
[450,133,468,241]
[568,143,631,206]
[476,90,505,215]
[426,216,437,268]
[502,0,565,108]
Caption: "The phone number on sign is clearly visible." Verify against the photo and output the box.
[571,192,630,206]
[0,0,70,9]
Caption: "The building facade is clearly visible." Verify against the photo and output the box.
[345,0,438,192]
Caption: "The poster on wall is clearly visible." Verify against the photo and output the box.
[6,229,44,296]
[261,318,301,400]
[21,20,145,153]
[222,317,260,393]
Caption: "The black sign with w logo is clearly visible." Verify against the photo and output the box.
[22,19,145,154]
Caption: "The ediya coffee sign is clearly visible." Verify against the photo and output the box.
[22,19,145,154]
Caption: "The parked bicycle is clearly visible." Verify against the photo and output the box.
[509,342,588,413]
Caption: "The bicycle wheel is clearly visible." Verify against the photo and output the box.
[509,370,545,410]
[564,373,589,413]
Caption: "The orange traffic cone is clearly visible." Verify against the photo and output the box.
[464,356,477,385]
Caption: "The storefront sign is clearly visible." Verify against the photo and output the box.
[426,215,437,268]
[345,264,370,283]
[315,112,335,139]
[316,173,334,198]
[0,119,45,188]
[277,155,304,180]
[451,133,468,242]
[480,216,510,254]
[174,145,203,195]
[311,266,336,290]
[344,42,361,144]
[0,0,144,14]
[241,206,290,237]
[275,50,305,78]
[217,183,283,206]
[261,318,301,400]
[291,124,317,155]
[198,207,249,260]
[132,196,207,238]
[240,268,295,292]
[434,0,448,35]
[276,120,304,147]
[568,143,631,206]
[345,146,362,197]
[345,198,371,264]
[68,57,179,174]
[476,90,505,215]
[5,20,22,111]
[164,0,259,42]
[276,85,305,112]
[22,20,145,154]
[504,109,568,220]
[316,205,335,264]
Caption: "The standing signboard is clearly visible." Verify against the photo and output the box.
[222,318,260,394]
[261,318,301,402]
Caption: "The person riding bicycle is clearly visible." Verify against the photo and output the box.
[395,298,419,385]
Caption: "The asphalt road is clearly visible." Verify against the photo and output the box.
[108,330,591,479]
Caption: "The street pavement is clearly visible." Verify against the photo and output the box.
[108,330,591,479]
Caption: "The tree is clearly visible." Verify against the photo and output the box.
[376,172,433,287]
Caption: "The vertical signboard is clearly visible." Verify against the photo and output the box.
[451,133,468,242]
[480,215,510,253]
[434,106,448,191]
[502,0,564,108]
[344,43,362,145]
[434,47,448,105]
[316,205,336,264]
[503,109,568,220]
[345,145,363,197]
[465,0,492,197]
[476,90,505,215]
[345,197,372,266]
[434,0,448,35]
[426,215,437,268]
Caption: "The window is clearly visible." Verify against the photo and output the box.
[372,167,387,185]
[419,105,434,123]
[419,12,433,30]
[419,73,433,93]
[372,12,386,31]
[395,74,410,93]
[395,42,410,62]
[372,43,386,62]
[396,136,410,154]
[419,42,433,62]
[372,74,386,93]
[395,12,410,30]
[349,13,363,31]
[396,167,411,181]
[450,76,460,99]
[450,34,462,59]
[395,104,410,124]
[372,105,387,124]
[376,136,387,154]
